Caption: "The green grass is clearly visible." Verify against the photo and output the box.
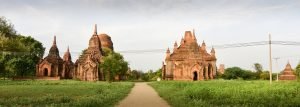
[149,80,300,107]
[0,80,133,107]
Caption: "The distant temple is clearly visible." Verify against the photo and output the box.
[279,62,297,80]
[162,30,217,81]
[36,24,114,81]
[36,36,74,79]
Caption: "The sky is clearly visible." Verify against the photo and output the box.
[1,0,300,72]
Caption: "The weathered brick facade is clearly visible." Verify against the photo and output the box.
[162,30,217,81]
[36,36,74,79]
[36,24,114,81]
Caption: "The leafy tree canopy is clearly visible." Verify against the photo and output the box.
[100,48,129,81]
[0,16,45,78]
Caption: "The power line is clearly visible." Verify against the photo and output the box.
[2,41,300,54]
[119,41,300,53]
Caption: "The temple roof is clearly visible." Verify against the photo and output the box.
[44,36,63,64]
[77,24,103,64]
[166,31,216,61]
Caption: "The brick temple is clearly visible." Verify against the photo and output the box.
[36,24,113,81]
[162,30,217,81]
[279,62,297,80]
[36,36,74,79]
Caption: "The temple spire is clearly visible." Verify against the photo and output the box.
[53,35,56,45]
[94,24,97,35]
[67,46,70,52]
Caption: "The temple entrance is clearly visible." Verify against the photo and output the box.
[43,68,48,76]
[193,71,198,81]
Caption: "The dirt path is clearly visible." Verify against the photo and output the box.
[116,82,170,107]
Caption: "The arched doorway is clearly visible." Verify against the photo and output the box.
[43,68,48,76]
[193,71,198,81]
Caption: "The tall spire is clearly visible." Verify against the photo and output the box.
[48,35,60,57]
[53,35,56,45]
[67,46,70,52]
[94,24,97,35]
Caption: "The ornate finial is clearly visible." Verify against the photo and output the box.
[94,24,97,35]
[67,46,70,52]
[174,41,178,47]
[53,35,56,45]
[167,48,170,53]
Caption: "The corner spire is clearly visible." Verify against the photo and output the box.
[94,24,97,35]
[202,40,206,46]
[211,47,215,53]
[174,41,178,47]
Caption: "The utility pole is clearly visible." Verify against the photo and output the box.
[269,34,273,84]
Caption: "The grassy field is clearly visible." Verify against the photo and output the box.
[0,80,133,107]
[149,80,300,107]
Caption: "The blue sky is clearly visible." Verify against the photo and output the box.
[1,0,300,72]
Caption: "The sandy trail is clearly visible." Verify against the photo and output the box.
[116,82,170,107]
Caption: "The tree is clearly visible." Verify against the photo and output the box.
[0,16,16,38]
[100,50,129,82]
[0,16,45,78]
[254,63,263,73]
[128,69,143,80]
[260,71,277,80]
[253,63,263,79]
[223,67,256,80]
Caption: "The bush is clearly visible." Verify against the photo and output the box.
[223,67,256,80]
